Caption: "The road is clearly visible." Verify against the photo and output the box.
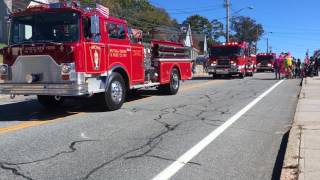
[0,73,301,180]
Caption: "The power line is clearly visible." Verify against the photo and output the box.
[169,7,223,15]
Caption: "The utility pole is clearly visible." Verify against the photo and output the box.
[225,0,230,43]
[265,32,272,53]
[266,37,269,53]
[255,28,258,54]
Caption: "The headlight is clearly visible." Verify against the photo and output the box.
[268,64,272,67]
[0,64,8,75]
[61,63,72,74]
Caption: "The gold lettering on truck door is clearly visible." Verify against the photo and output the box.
[110,49,128,58]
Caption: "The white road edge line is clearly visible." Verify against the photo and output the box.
[152,80,285,180]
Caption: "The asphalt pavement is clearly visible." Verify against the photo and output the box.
[0,73,301,180]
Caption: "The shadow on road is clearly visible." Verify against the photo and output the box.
[0,90,163,121]
[191,76,213,80]
[0,100,78,122]
[192,76,235,80]
[271,130,290,180]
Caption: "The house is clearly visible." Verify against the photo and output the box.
[0,0,58,44]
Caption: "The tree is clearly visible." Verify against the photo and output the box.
[211,19,224,43]
[182,15,224,49]
[231,16,264,45]
[80,0,178,33]
[182,15,213,39]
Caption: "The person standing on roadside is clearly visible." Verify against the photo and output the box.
[292,59,297,78]
[274,55,282,80]
[296,59,301,78]
[314,57,319,76]
[284,53,293,79]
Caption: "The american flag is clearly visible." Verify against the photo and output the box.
[96,3,109,18]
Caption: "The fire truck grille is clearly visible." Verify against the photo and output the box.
[217,60,230,66]
[10,55,63,83]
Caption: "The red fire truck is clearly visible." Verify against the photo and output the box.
[246,54,256,76]
[0,2,192,111]
[207,42,253,78]
[256,53,276,72]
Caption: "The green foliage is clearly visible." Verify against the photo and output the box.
[0,44,6,49]
[211,19,225,42]
[182,15,213,38]
[231,16,264,45]
[182,15,225,47]
[81,0,178,33]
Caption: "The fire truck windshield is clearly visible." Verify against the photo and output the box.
[210,46,243,57]
[257,56,274,62]
[10,12,80,45]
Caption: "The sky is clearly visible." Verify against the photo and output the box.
[150,0,320,59]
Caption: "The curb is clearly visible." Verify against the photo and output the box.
[280,78,305,180]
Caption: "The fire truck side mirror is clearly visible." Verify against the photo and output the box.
[90,15,100,35]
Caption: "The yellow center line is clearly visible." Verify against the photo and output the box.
[0,113,85,134]
[0,80,224,134]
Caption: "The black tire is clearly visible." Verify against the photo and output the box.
[98,72,126,111]
[239,72,245,79]
[246,72,253,77]
[37,95,65,109]
[159,68,180,95]
[212,74,219,79]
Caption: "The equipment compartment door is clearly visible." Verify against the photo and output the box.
[131,45,144,84]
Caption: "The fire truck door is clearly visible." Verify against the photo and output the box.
[107,21,132,82]
[83,16,106,73]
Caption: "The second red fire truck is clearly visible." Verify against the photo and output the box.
[0,2,193,111]
[256,53,276,72]
[207,42,255,78]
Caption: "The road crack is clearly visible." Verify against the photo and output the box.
[0,140,96,180]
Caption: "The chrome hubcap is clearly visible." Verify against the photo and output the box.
[111,81,123,104]
[172,73,179,90]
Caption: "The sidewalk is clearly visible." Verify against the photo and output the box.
[281,77,320,180]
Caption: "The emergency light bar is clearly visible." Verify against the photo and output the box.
[223,42,239,46]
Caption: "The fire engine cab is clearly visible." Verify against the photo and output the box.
[0,2,192,111]
[256,53,276,72]
[207,42,253,78]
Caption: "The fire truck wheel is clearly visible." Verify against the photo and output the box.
[37,95,65,109]
[212,74,219,79]
[239,72,245,79]
[102,72,126,111]
[159,68,180,95]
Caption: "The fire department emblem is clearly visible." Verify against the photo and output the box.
[90,45,101,70]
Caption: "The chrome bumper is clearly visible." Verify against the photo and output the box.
[207,66,239,74]
[0,83,88,96]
